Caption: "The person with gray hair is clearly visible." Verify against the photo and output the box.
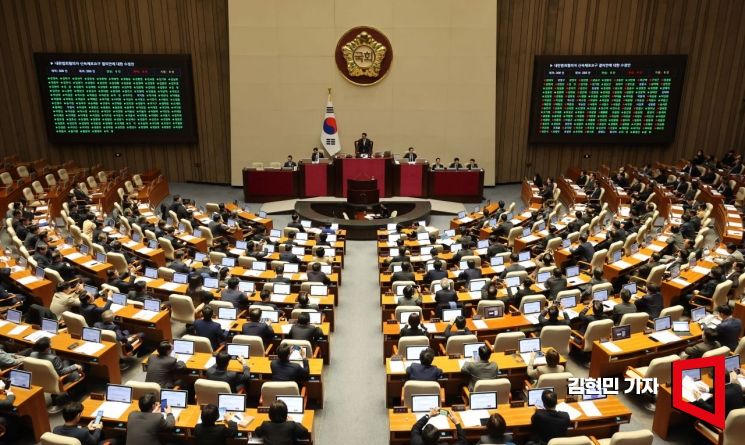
[434,278,458,318]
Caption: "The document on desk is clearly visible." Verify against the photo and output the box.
[8,325,28,336]
[74,342,106,355]
[133,310,158,321]
[16,275,40,285]
[457,359,467,370]
[578,401,602,417]
[181,235,196,242]
[459,217,473,223]
[288,413,304,423]
[24,330,54,342]
[0,320,7,328]
[632,253,650,261]
[422,323,437,333]
[458,409,489,428]
[98,401,131,419]
[110,303,125,314]
[727,230,742,237]
[204,357,216,369]
[243,270,262,277]
[124,240,138,248]
[519,260,535,268]
[601,341,622,353]
[137,247,155,255]
[280,324,292,334]
[83,260,100,268]
[426,414,451,430]
[649,331,681,344]
[647,244,663,252]
[388,360,406,374]
[556,402,582,420]
[270,295,288,303]
[692,266,712,275]
[613,260,632,269]
[472,320,488,330]
[159,282,180,291]
[520,235,539,243]
[716,248,730,256]
[66,252,84,260]
[671,278,690,287]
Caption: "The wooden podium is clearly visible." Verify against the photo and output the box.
[347,179,379,205]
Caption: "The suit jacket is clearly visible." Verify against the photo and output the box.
[434,289,459,315]
[169,260,191,273]
[391,271,416,283]
[279,252,300,263]
[194,319,227,349]
[500,263,525,279]
[220,288,248,308]
[411,414,466,445]
[271,359,310,384]
[404,152,417,161]
[530,409,570,443]
[306,270,330,284]
[206,364,250,392]
[355,138,373,155]
[444,325,471,339]
[572,242,595,262]
[289,323,323,344]
[311,152,324,162]
[716,318,743,350]
[461,360,498,391]
[399,325,428,337]
[29,351,77,376]
[241,321,275,346]
[458,268,483,282]
[125,411,175,445]
[635,292,663,319]
[194,421,238,445]
[424,269,448,284]
[684,341,721,359]
[145,354,186,388]
[255,420,310,445]
[53,425,101,445]
[544,277,567,300]
[406,362,443,381]
[612,302,637,324]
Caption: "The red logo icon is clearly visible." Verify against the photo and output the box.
[672,356,726,429]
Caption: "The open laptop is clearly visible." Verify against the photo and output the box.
[203,277,219,289]
[6,309,22,324]
[468,279,488,292]
[682,368,702,381]
[143,298,161,313]
[469,391,497,410]
[41,318,58,334]
[593,289,615,310]
[261,310,280,323]
[654,316,672,332]
[308,311,322,325]
[490,256,504,267]
[171,339,195,361]
[283,263,299,274]
[194,252,207,263]
[611,249,623,263]
[82,327,102,343]
[9,369,31,389]
[522,301,542,325]
[505,275,521,290]
[252,261,267,271]
[221,257,236,267]
[566,265,582,285]
[672,321,691,336]
[238,281,255,293]
[218,393,246,421]
[464,342,482,361]
[217,307,237,329]
[226,343,250,359]
[519,338,544,365]
[106,384,132,404]
[144,267,158,279]
[310,285,327,296]
[725,355,741,372]
[527,387,554,408]
[622,281,637,296]
[411,394,439,413]
[535,271,550,290]
[173,272,188,284]
[160,389,188,419]
[442,308,462,322]
[559,295,579,319]
[273,283,291,295]
[484,305,504,319]
[399,311,418,325]
[277,395,305,421]
[405,345,428,363]
[612,325,631,341]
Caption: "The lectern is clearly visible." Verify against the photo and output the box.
[347,179,379,205]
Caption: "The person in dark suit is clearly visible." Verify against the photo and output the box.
[194,306,227,350]
[53,402,103,445]
[271,343,310,386]
[458,259,483,282]
[354,132,373,157]
[434,278,459,318]
[500,253,526,279]
[283,155,297,169]
[255,400,310,444]
[538,304,571,328]
[403,147,417,162]
[241,308,275,346]
[715,304,743,350]
[206,350,250,392]
[544,268,567,300]
[466,158,479,170]
[287,213,305,232]
[406,347,443,381]
[634,283,664,319]
[278,244,301,263]
[30,337,82,388]
[169,195,189,220]
[411,408,467,445]
[577,301,610,333]
[289,312,324,345]
[424,260,448,285]
[448,157,464,169]
[529,390,570,444]
[78,292,111,327]
[400,312,428,337]
[392,262,416,283]
[635,253,662,280]
[444,315,471,338]
[126,393,175,445]
[220,277,249,308]
[306,262,331,285]
[612,289,637,324]
[571,234,594,263]
[694,371,744,419]
[194,403,238,445]
[682,328,721,359]
[145,341,186,388]
[168,250,191,274]
[49,251,77,281]
[431,157,445,170]
[311,147,324,162]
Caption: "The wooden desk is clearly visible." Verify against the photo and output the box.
[225,203,273,230]
[59,247,112,281]
[229,320,332,364]
[245,292,336,329]
[117,235,167,267]
[521,180,542,207]
[0,322,122,383]
[7,266,55,306]
[388,396,631,445]
[6,385,50,442]
[588,322,702,378]
[95,299,173,342]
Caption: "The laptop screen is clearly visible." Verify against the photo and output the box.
[273,283,291,295]
[236,240,247,250]
[457,211,466,219]
[79,244,89,255]
[519,338,541,353]
[490,256,504,266]
[35,266,45,278]
[560,296,576,309]
[442,308,461,322]
[411,395,439,413]
[41,318,58,334]
[259,210,267,218]
[523,301,541,314]
[295,233,308,241]
[106,384,132,403]
[399,311,418,324]
[82,327,101,343]
[6,309,21,324]
[323,248,335,258]
[566,266,579,278]
[292,247,306,256]
[238,281,255,293]
[310,285,327,296]
[277,395,304,414]
[691,306,707,322]
[592,289,609,302]
[148,239,158,249]
[672,321,690,333]
[654,316,672,332]
[470,391,497,410]
[406,345,428,361]
[468,279,488,292]
[84,284,98,297]
[144,299,161,312]
[194,252,207,262]
[682,368,702,381]
[145,267,158,279]
[203,277,219,289]
[226,343,250,358]
[9,369,31,389]
[518,251,531,262]
[283,263,299,273]
[96,252,107,263]
[387,223,397,231]
[506,276,521,288]
[300,220,311,228]
[173,340,194,355]
[173,273,188,284]
[160,389,188,409]
[528,388,553,407]
[537,271,550,284]
[218,394,246,412]
[484,306,504,319]
[252,261,267,271]
[522,227,531,237]
[270,229,281,238]
[477,239,489,249]
[221,257,236,267]
[562,238,571,248]
[622,282,637,295]
[668,263,680,279]
[417,232,429,242]
[218,307,237,320]
[612,325,631,341]
[450,244,462,253]
[193,229,204,238]
[464,343,482,360]
[611,250,622,263]
[308,311,322,325]
[261,310,280,323]
[725,355,741,372]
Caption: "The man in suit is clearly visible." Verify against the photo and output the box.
[444,315,471,338]
[255,400,311,445]
[500,253,525,279]
[278,244,301,263]
[466,158,479,170]
[449,157,464,169]
[434,278,459,317]
[283,155,297,168]
[306,262,331,285]
[391,262,416,283]
[695,371,745,419]
[220,277,248,309]
[311,147,324,162]
[487,236,510,257]
[529,390,570,444]
[544,268,567,300]
[406,347,443,381]
[168,250,191,274]
[538,304,571,328]
[194,306,227,350]
[635,253,662,280]
[194,404,239,445]
[431,157,445,170]
[52,402,103,445]
[460,345,498,390]
[680,214,697,239]
[452,243,475,264]
[634,283,664,319]
[286,213,305,232]
[289,312,324,345]
[403,147,417,162]
[206,350,250,392]
[423,260,448,285]
[400,312,428,337]
[49,251,78,281]
[270,343,310,386]
[410,408,467,445]
[458,259,483,282]
[715,304,743,350]
[492,213,514,239]
[241,308,275,346]
[612,289,637,324]
[571,234,594,263]
[145,341,186,388]
[354,132,373,157]
[169,195,189,220]
[681,328,721,359]
[126,393,175,445]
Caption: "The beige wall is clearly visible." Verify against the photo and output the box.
[229,0,497,186]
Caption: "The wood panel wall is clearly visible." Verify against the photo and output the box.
[495,0,745,183]
[0,0,230,184]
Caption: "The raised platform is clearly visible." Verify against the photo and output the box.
[294,200,432,240]
[261,197,463,215]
